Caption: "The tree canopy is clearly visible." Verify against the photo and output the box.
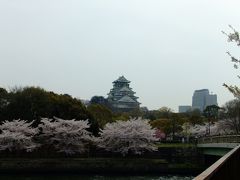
[0,86,99,135]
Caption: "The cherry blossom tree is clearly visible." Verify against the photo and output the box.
[96,118,158,156]
[222,25,240,97]
[0,119,39,152]
[39,117,93,155]
[154,129,166,141]
[217,99,240,134]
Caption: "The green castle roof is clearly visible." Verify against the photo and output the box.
[118,95,137,103]
[119,86,132,92]
[113,76,130,83]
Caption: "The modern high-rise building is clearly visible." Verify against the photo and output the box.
[192,89,217,112]
[107,76,140,112]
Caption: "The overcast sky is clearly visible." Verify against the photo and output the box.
[0,0,240,111]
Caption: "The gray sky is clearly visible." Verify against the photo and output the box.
[0,0,240,111]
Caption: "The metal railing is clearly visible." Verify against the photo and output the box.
[197,135,240,144]
[194,144,240,180]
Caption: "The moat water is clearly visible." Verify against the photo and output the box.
[0,174,194,180]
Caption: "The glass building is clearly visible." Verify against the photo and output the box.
[192,89,217,112]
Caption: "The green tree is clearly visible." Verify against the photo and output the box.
[90,96,108,106]
[150,118,172,135]
[1,87,50,121]
[0,86,99,135]
[0,88,8,107]
[158,106,173,118]
[87,104,113,129]
[150,114,183,140]
[144,106,173,120]
[204,105,220,120]
[188,109,204,126]
[112,112,130,121]
[170,113,183,141]
[0,87,9,123]
[203,105,220,135]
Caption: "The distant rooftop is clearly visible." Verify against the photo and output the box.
[118,95,136,103]
[195,89,209,92]
[119,86,132,92]
[113,76,130,83]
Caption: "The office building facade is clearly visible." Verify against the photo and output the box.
[192,89,217,112]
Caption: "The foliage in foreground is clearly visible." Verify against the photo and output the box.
[223,25,240,98]
[96,118,158,156]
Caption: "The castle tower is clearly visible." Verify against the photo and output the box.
[107,76,140,111]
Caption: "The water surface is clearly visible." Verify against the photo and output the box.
[0,174,193,180]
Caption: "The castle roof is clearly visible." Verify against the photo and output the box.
[118,95,136,103]
[119,86,132,92]
[113,76,130,83]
